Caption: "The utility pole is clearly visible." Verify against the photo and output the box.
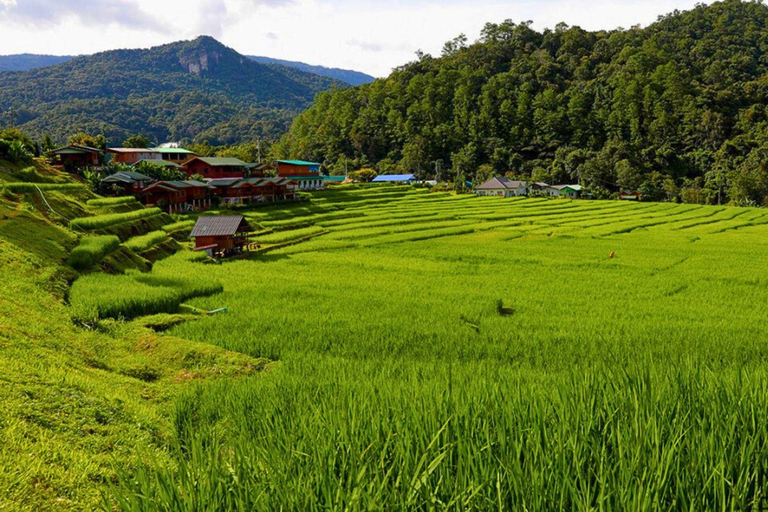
[256,136,262,163]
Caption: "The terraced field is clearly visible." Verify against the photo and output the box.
[107,185,768,510]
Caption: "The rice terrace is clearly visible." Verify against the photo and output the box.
[6,0,768,509]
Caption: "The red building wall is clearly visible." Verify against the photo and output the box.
[185,160,244,179]
[277,163,318,177]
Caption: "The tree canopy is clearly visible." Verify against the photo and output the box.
[277,0,768,204]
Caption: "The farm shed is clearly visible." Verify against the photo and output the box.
[184,157,249,179]
[100,171,153,194]
[191,215,253,257]
[47,145,102,170]
[372,174,416,184]
[475,177,528,197]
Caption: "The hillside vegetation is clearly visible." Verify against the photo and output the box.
[278,0,768,204]
[0,161,265,510]
[0,37,346,145]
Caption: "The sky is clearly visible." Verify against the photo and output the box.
[0,0,704,77]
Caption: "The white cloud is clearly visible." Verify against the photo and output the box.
[0,0,704,77]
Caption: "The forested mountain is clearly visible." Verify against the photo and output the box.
[277,0,768,204]
[0,37,346,145]
[0,52,374,85]
[0,54,73,72]
[249,56,375,85]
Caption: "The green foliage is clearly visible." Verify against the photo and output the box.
[133,160,187,181]
[67,235,121,270]
[347,167,377,182]
[67,132,107,151]
[123,230,168,252]
[0,127,35,163]
[122,134,151,148]
[281,1,768,204]
[69,207,163,231]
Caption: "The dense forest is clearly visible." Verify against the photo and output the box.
[275,0,768,204]
[0,37,345,146]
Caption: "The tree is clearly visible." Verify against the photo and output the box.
[41,134,55,153]
[123,134,152,149]
[348,168,378,182]
[68,132,107,151]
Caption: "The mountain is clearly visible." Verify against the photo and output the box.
[248,56,374,86]
[0,53,375,85]
[0,54,73,72]
[278,0,768,205]
[0,37,347,145]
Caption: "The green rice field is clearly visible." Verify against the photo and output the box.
[106,186,768,510]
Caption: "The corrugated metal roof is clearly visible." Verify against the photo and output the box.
[101,171,152,184]
[372,174,415,182]
[208,178,241,187]
[476,177,527,190]
[193,157,249,167]
[48,145,102,155]
[277,160,322,166]
[191,216,252,237]
[153,148,195,154]
[108,148,158,153]
[183,180,215,188]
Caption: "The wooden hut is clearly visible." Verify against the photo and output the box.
[190,215,253,257]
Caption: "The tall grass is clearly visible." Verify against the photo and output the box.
[104,192,768,509]
[69,271,223,323]
[86,197,138,207]
[123,231,168,252]
[66,235,121,270]
[69,208,162,231]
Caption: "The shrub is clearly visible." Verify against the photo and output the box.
[123,231,168,252]
[67,235,121,271]
[69,208,162,231]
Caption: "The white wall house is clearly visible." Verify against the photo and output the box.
[475,177,529,197]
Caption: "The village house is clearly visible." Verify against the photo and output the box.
[475,177,529,197]
[545,184,583,198]
[191,215,253,257]
[47,145,103,170]
[371,174,417,184]
[107,148,161,165]
[619,189,642,201]
[100,171,153,194]
[276,160,324,190]
[184,157,250,179]
[209,177,299,204]
[140,180,215,211]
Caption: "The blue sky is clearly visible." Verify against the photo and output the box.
[0,0,703,76]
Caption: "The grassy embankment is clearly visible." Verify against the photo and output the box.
[0,159,266,511]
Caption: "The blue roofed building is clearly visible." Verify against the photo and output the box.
[371,174,416,184]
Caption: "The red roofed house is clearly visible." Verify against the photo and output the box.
[184,157,249,179]
[190,215,253,257]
